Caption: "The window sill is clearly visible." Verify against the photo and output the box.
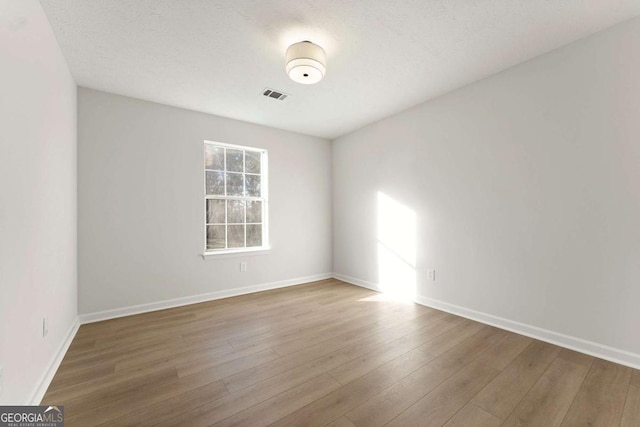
[201,247,271,260]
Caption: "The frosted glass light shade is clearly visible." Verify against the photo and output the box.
[285,41,326,84]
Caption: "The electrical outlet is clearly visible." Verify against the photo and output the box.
[0,366,4,396]
[428,270,436,281]
[43,317,49,337]
[239,262,247,272]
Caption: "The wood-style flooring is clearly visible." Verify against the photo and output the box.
[43,279,640,426]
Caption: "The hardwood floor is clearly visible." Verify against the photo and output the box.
[42,279,640,426]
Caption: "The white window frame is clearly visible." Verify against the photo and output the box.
[202,140,269,257]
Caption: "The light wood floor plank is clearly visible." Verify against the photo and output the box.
[621,370,640,427]
[59,368,179,421]
[473,332,532,371]
[329,316,467,385]
[336,311,453,362]
[71,379,228,427]
[212,374,340,427]
[325,416,358,427]
[501,350,593,427]
[267,325,476,427]
[176,348,280,378]
[443,403,502,427]
[41,280,640,427]
[222,310,442,393]
[115,352,348,426]
[560,358,632,426]
[346,326,505,427]
[471,340,561,419]
[385,362,500,427]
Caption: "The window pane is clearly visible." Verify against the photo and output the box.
[228,225,245,248]
[226,149,244,172]
[206,171,225,195]
[206,199,225,223]
[205,145,224,170]
[226,173,244,196]
[246,175,261,197]
[246,200,262,223]
[206,225,225,250]
[247,224,262,247]
[204,143,267,253]
[227,200,245,223]
[245,151,261,174]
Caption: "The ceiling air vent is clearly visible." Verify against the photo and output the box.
[262,88,288,101]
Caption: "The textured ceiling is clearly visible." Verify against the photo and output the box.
[39,0,640,139]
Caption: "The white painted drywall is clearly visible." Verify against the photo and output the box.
[77,88,332,315]
[333,17,640,357]
[0,0,78,404]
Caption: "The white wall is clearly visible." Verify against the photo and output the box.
[333,17,640,361]
[77,88,332,315]
[0,0,78,404]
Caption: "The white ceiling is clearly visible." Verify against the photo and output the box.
[39,0,640,139]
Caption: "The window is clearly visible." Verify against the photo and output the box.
[204,141,268,253]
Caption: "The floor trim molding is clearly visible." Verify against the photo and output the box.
[333,272,640,370]
[79,273,334,324]
[30,316,80,405]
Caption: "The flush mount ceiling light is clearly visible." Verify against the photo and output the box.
[285,41,326,84]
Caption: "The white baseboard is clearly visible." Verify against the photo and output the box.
[79,273,334,324]
[29,316,80,405]
[334,273,640,370]
[333,273,382,292]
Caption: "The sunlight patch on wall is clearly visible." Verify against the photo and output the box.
[376,191,416,301]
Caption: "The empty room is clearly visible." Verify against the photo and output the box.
[2,0,640,425]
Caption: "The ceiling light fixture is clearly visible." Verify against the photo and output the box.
[285,41,326,84]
